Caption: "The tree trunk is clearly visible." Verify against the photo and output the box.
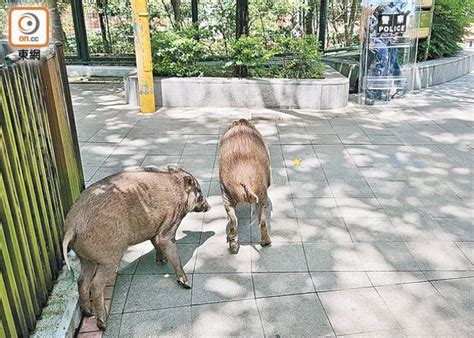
[45,0,66,43]
[96,0,111,53]
[171,0,182,22]
[191,0,198,24]
[235,0,249,77]
[318,0,328,50]
[305,0,318,35]
[236,0,249,39]
[347,0,359,45]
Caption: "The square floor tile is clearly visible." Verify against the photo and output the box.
[294,198,342,218]
[298,218,352,242]
[194,242,252,273]
[253,272,314,298]
[406,241,473,270]
[376,282,459,328]
[251,218,301,243]
[135,244,198,275]
[191,273,254,305]
[123,274,192,312]
[310,272,372,291]
[366,271,426,286]
[251,243,307,272]
[191,299,264,337]
[356,242,420,271]
[336,198,386,218]
[257,294,334,336]
[120,307,191,336]
[432,278,474,319]
[344,217,403,242]
[109,275,132,314]
[304,242,364,271]
[319,287,399,335]
[290,180,332,198]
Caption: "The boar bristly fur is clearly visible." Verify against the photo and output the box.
[219,119,272,254]
[62,166,209,330]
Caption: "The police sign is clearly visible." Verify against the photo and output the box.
[377,13,408,34]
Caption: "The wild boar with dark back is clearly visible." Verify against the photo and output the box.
[219,119,272,254]
[62,166,210,330]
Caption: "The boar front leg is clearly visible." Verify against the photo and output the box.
[224,201,239,254]
[259,194,272,247]
[154,235,191,289]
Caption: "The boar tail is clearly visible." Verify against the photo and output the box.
[62,228,75,277]
[240,184,259,204]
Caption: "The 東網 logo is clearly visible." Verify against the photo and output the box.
[8,7,50,48]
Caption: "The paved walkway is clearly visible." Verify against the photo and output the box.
[71,73,473,337]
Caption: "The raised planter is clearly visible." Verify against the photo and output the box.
[124,65,349,109]
[324,50,474,93]
[411,51,474,89]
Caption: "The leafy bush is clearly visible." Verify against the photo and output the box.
[418,0,474,61]
[150,31,324,79]
[226,36,275,76]
[275,36,324,78]
[151,31,207,77]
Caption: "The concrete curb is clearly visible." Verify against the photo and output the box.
[412,51,474,89]
[324,50,474,93]
[124,65,349,109]
[67,65,136,78]
[31,255,81,338]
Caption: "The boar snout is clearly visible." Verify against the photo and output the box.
[193,198,211,212]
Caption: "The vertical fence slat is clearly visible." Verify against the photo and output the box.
[3,66,49,306]
[56,44,85,192]
[0,271,18,338]
[39,57,77,213]
[0,127,37,332]
[29,63,66,269]
[2,45,85,335]
[17,61,62,281]
[23,61,63,276]
[1,210,23,338]
[10,64,55,292]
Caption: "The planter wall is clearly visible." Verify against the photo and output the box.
[411,51,473,89]
[124,65,349,109]
[324,50,474,93]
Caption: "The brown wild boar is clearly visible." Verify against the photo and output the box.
[62,166,210,330]
[219,119,272,254]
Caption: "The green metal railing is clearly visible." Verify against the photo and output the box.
[0,44,84,336]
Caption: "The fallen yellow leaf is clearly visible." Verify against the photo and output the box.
[293,158,302,167]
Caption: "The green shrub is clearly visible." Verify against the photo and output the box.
[150,31,324,79]
[276,36,324,79]
[151,31,206,77]
[418,0,474,61]
[226,35,275,76]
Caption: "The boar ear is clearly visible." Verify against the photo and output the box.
[167,165,180,173]
[183,175,194,192]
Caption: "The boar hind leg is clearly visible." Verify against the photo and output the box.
[151,237,167,264]
[91,262,117,331]
[259,196,272,247]
[224,202,239,254]
[155,236,190,289]
[78,257,97,316]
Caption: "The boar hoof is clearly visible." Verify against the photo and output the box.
[81,307,93,317]
[229,241,240,254]
[177,277,192,289]
[97,318,107,331]
[156,258,167,265]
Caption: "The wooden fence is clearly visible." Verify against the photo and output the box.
[1,44,84,337]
